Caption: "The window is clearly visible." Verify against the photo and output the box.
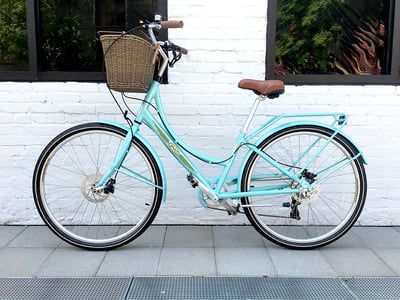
[0,0,167,81]
[266,0,400,84]
[0,0,29,71]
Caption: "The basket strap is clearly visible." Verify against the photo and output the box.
[152,44,160,64]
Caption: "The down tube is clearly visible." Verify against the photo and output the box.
[143,110,213,187]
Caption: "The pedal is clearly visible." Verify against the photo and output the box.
[232,199,240,212]
[187,174,198,188]
[282,202,291,207]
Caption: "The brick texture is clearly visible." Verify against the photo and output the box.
[0,0,398,225]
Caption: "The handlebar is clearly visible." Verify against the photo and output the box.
[145,16,187,80]
[158,20,187,54]
[145,19,187,52]
[161,20,184,29]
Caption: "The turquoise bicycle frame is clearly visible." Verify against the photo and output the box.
[96,80,366,207]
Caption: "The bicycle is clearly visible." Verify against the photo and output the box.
[32,16,367,250]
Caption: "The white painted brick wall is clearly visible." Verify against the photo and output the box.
[0,0,399,225]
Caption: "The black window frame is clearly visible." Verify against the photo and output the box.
[0,0,167,82]
[266,0,400,85]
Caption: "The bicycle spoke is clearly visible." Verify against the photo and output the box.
[241,125,366,249]
[33,123,163,249]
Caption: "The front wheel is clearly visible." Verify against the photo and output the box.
[240,125,367,249]
[32,122,163,250]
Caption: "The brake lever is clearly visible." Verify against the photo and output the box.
[162,41,182,67]
[169,46,182,67]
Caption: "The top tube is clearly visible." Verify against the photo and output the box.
[143,81,235,165]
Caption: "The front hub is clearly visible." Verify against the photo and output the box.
[81,174,110,203]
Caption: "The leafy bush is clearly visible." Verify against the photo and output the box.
[275,0,344,74]
[0,0,28,68]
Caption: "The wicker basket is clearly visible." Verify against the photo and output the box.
[100,34,157,93]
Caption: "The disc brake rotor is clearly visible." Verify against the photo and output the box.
[292,184,321,204]
[81,174,110,203]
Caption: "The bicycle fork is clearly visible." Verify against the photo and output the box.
[93,127,137,193]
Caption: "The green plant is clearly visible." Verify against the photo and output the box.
[40,0,98,71]
[275,0,344,74]
[0,0,28,66]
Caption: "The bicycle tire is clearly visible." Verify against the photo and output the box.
[32,122,163,250]
[240,124,367,249]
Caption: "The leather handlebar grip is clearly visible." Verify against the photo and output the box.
[180,47,188,55]
[161,20,184,28]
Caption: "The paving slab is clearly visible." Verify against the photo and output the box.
[321,247,397,277]
[35,248,106,277]
[352,226,400,249]
[215,247,277,276]
[372,248,400,275]
[98,247,162,276]
[213,225,265,247]
[0,248,53,277]
[324,227,368,248]
[164,225,214,248]
[157,247,216,276]
[268,247,337,277]
[0,226,26,247]
[124,225,167,248]
[7,225,61,248]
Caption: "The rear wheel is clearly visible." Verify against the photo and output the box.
[32,122,163,250]
[241,125,367,249]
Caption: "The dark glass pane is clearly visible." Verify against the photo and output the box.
[40,0,98,71]
[0,0,28,71]
[275,0,391,75]
[39,0,157,72]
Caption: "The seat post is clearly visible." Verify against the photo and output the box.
[241,95,265,133]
